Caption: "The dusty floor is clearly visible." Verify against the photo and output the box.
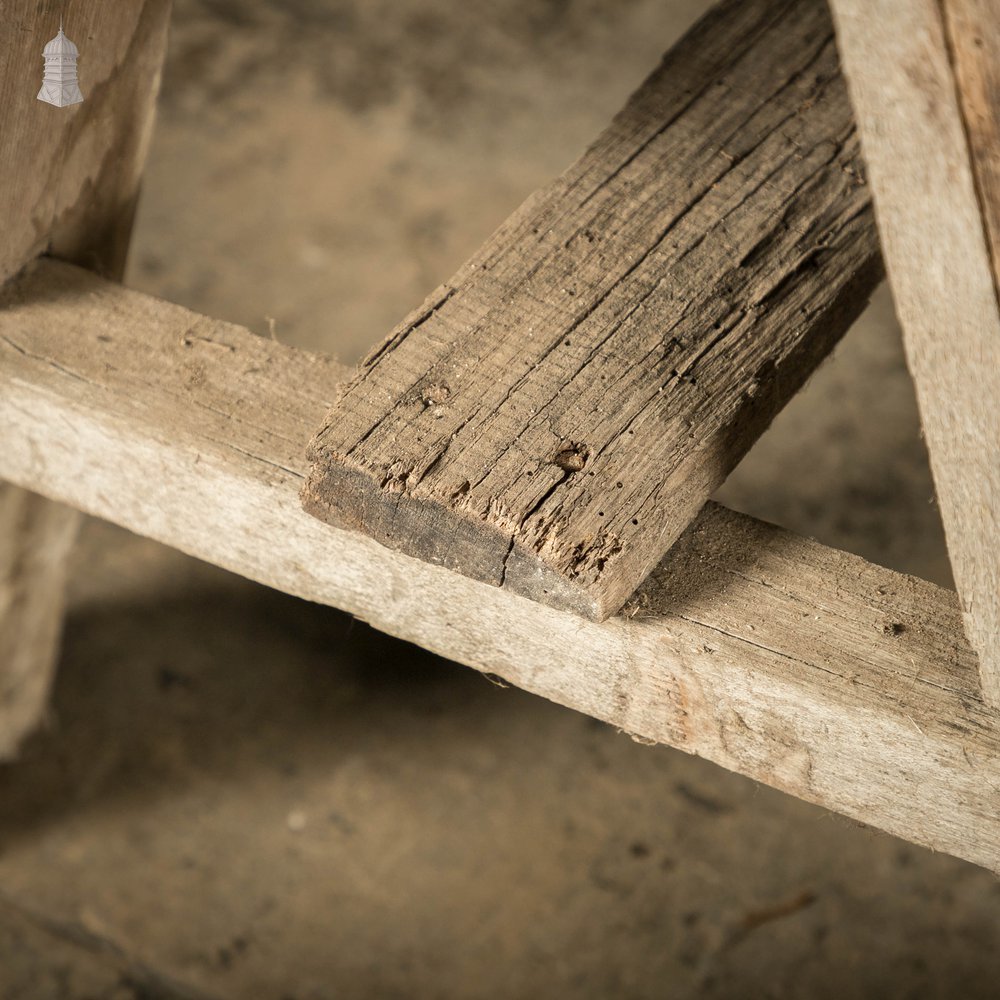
[2,0,998,996]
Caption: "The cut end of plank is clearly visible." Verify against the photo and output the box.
[301,456,615,620]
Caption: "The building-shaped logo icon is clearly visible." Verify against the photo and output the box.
[38,26,84,108]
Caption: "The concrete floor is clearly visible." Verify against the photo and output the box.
[3,0,998,996]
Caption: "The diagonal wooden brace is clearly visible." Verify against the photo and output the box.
[302,0,883,621]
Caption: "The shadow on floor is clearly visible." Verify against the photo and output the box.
[1,565,999,998]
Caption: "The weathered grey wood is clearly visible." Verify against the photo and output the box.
[829,0,1000,702]
[303,0,882,622]
[2,259,999,874]
[0,0,172,754]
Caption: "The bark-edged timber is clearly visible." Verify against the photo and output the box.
[0,0,173,754]
[2,259,998,874]
[829,0,1000,702]
[303,0,882,622]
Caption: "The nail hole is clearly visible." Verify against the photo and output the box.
[553,442,589,472]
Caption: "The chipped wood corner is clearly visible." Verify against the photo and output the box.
[300,445,617,621]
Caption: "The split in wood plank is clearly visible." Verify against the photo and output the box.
[0,0,173,754]
[829,0,1000,702]
[2,259,998,874]
[303,0,882,622]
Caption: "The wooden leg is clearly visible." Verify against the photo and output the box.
[303,0,881,621]
[0,0,173,753]
[0,486,79,760]
[829,0,1000,702]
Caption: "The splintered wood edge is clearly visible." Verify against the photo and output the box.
[303,0,882,622]
[301,461,608,619]
[2,259,998,874]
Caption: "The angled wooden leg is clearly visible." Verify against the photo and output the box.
[829,0,1000,703]
[303,0,881,621]
[0,0,173,754]
[0,490,79,760]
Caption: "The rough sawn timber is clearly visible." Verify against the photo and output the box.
[2,260,998,874]
[829,0,1000,703]
[303,0,882,622]
[0,0,172,754]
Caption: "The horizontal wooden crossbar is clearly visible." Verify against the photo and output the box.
[304,0,881,622]
[1,259,997,873]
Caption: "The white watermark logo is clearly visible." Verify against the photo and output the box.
[37,20,84,108]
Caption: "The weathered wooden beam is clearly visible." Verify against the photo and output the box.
[2,259,998,873]
[0,0,172,754]
[829,0,1000,702]
[302,0,882,622]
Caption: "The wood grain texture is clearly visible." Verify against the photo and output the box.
[829,0,1000,703]
[303,0,882,621]
[0,0,173,283]
[0,0,172,754]
[3,259,999,873]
